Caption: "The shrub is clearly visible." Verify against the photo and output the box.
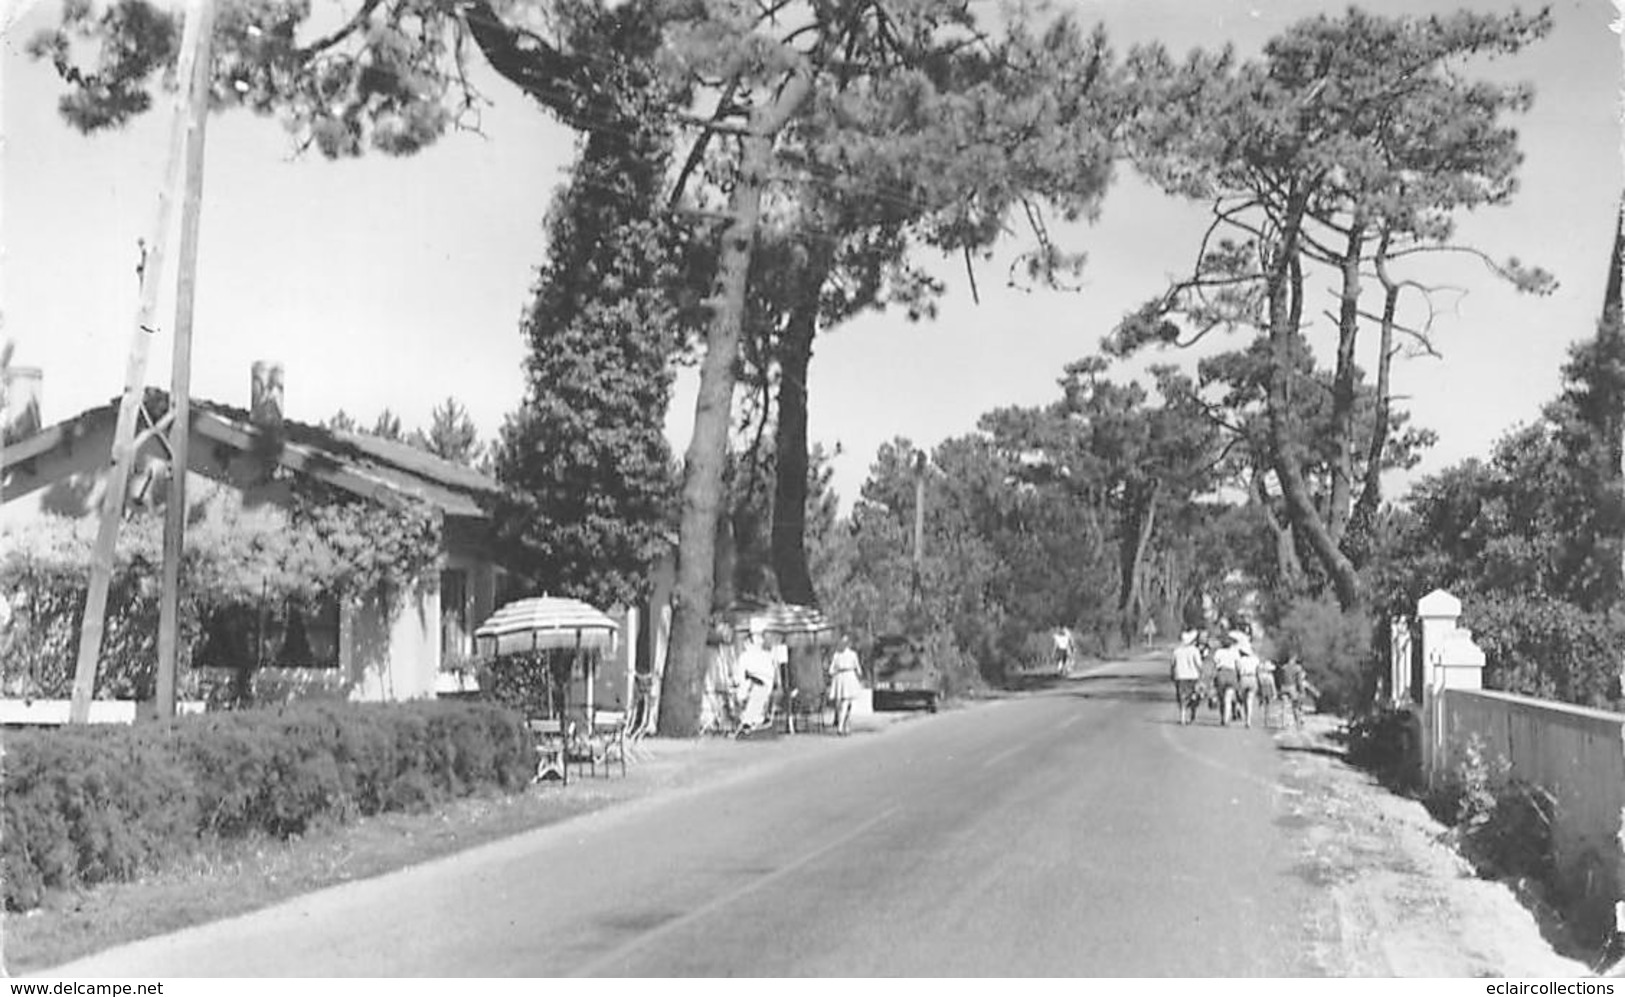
[1344,707,1421,789]
[1427,735,1557,884]
[1462,594,1625,709]
[2,699,532,911]
[1004,629,1057,676]
[921,627,984,699]
[1,726,198,910]
[1271,597,1378,715]
[479,652,571,719]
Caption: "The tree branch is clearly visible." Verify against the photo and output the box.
[1384,241,1557,294]
[670,81,742,209]
[460,0,584,121]
[296,0,386,59]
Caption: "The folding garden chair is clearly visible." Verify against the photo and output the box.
[587,709,630,778]
[527,717,575,785]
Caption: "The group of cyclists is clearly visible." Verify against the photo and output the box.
[1170,624,1315,729]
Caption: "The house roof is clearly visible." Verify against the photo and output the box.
[2,390,502,520]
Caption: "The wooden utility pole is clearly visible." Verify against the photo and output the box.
[69,0,215,724]
[1609,199,1625,703]
[911,450,926,601]
[155,0,219,720]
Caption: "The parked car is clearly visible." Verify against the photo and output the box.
[868,634,940,712]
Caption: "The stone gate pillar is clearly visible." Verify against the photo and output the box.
[1417,589,1485,786]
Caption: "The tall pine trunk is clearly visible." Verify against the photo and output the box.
[1327,223,1365,548]
[1117,481,1159,645]
[1266,208,1364,611]
[659,74,812,736]
[1344,267,1400,567]
[770,242,835,607]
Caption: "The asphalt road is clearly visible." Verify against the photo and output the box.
[50,654,1326,977]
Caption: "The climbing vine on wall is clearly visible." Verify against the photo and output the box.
[0,482,442,700]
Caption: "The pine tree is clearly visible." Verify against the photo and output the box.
[490,5,688,611]
[421,397,481,467]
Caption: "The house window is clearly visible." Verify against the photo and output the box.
[194,605,256,670]
[275,597,341,668]
[440,569,470,665]
[194,595,341,670]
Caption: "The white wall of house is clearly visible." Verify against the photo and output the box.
[341,581,439,701]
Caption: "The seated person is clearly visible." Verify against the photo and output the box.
[735,624,777,733]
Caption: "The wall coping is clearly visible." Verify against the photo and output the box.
[1418,588,1463,618]
[1449,687,1625,726]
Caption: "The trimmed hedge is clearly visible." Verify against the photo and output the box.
[2,700,533,911]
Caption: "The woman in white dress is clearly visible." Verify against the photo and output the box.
[826,635,864,736]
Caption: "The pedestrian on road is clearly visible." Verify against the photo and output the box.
[1212,632,1241,727]
[1279,654,1315,729]
[1256,654,1279,728]
[1196,630,1218,713]
[1052,627,1071,676]
[1171,629,1202,725]
[826,634,864,736]
[1232,631,1260,729]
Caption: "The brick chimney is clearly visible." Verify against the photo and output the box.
[250,361,284,430]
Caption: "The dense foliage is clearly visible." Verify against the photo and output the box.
[812,356,1225,688]
[490,4,689,612]
[1376,305,1625,709]
[1,700,533,911]
[1268,596,1377,715]
[478,650,575,721]
[736,14,1124,605]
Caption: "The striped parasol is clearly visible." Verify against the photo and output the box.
[729,601,836,647]
[474,597,620,658]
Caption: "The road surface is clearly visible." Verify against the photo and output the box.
[50,654,1326,976]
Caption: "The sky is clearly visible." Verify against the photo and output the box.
[2,0,1622,510]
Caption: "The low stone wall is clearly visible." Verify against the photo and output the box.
[1443,687,1625,938]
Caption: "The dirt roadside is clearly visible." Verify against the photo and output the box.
[1276,715,1598,977]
